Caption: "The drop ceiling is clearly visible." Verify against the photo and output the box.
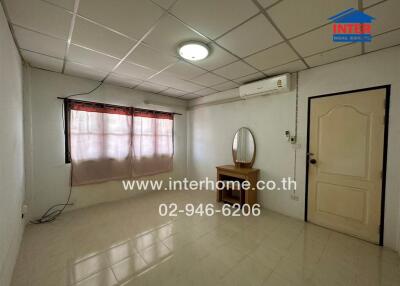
[2,0,400,100]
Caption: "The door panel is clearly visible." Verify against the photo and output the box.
[308,89,386,243]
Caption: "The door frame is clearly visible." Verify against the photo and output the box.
[304,85,391,246]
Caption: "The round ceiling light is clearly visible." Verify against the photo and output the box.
[178,42,210,61]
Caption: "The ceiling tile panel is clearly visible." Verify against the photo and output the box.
[193,43,237,71]
[65,61,108,81]
[126,44,178,71]
[170,80,204,93]
[170,0,259,39]
[21,50,63,72]
[105,73,143,89]
[68,45,120,72]
[258,0,281,9]
[163,61,205,80]
[115,62,157,80]
[233,72,265,84]
[213,60,258,80]
[305,44,362,67]
[245,42,298,70]
[290,25,345,57]
[365,29,400,53]
[366,0,400,36]
[159,88,187,97]
[216,14,283,57]
[194,88,217,96]
[268,0,358,38]
[363,0,383,8]
[78,0,164,39]
[264,60,307,76]
[4,0,72,39]
[136,82,169,93]
[149,72,203,92]
[212,81,239,92]
[13,25,67,59]
[72,17,134,58]
[190,72,227,86]
[181,94,202,100]
[152,0,176,10]
[45,0,75,11]
[144,15,209,56]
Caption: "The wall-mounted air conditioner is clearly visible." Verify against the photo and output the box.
[239,73,291,99]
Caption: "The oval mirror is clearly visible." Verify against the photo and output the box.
[232,127,256,168]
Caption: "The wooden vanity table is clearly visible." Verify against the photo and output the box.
[217,127,259,206]
[216,165,259,206]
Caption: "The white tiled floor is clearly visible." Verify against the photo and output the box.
[11,190,400,286]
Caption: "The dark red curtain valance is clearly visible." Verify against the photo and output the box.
[66,99,175,118]
[69,102,132,115]
[134,110,173,120]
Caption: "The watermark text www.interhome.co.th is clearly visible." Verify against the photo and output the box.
[122,177,296,192]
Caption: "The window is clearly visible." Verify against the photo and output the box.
[65,100,174,186]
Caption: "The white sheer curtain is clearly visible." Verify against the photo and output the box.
[132,112,174,177]
[68,101,174,186]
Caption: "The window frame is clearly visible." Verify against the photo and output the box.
[63,99,176,164]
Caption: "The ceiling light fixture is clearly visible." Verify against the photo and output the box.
[178,41,210,61]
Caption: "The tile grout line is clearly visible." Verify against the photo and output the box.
[61,0,80,73]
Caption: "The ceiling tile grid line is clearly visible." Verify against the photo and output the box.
[71,43,122,61]
[251,0,310,69]
[373,26,400,39]
[212,12,262,42]
[61,0,80,73]
[364,0,388,9]
[264,0,284,10]
[4,0,398,100]
[100,1,180,83]
[12,23,67,41]
[260,58,305,75]
[39,0,73,12]
[148,0,270,77]
[75,14,137,42]
[38,0,142,43]
[299,42,356,60]
[20,48,64,61]
[359,0,366,54]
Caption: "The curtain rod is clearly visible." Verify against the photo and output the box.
[57,97,183,116]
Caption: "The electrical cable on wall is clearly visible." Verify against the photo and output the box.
[293,72,299,192]
[61,81,104,99]
[31,81,106,224]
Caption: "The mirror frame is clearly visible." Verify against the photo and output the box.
[232,127,256,168]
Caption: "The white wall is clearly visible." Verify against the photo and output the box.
[24,67,188,219]
[188,77,298,217]
[188,46,400,251]
[0,3,25,286]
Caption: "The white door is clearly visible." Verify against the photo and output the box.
[307,88,387,243]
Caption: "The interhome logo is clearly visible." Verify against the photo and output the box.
[329,8,375,43]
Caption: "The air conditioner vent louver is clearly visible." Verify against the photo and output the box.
[239,73,291,99]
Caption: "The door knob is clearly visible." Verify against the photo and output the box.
[310,159,317,164]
